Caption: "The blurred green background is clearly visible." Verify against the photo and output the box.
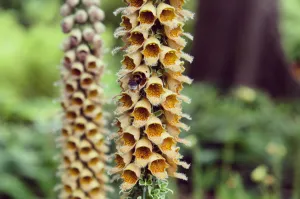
[0,0,300,199]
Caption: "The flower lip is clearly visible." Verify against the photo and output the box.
[122,56,135,70]
[146,123,164,137]
[160,9,176,22]
[134,137,153,167]
[115,154,126,168]
[148,153,170,179]
[129,32,145,45]
[122,133,136,146]
[132,99,152,128]
[133,107,150,121]
[121,163,141,190]
[146,84,164,97]
[135,147,152,159]
[139,11,155,24]
[122,170,138,183]
[164,94,179,109]
[144,43,160,57]
[121,16,132,30]
[119,93,133,108]
[164,51,178,66]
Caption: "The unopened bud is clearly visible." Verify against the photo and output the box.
[64,50,76,68]
[60,4,72,17]
[83,0,100,7]
[76,44,90,62]
[88,6,105,22]
[93,35,103,48]
[70,29,82,47]
[61,15,74,33]
[75,9,88,24]
[94,22,106,34]
[66,0,80,7]
[94,48,103,58]
[83,27,95,42]
[61,38,71,52]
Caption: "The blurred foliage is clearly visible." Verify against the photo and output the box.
[0,0,300,199]
[281,0,300,61]
[183,84,300,198]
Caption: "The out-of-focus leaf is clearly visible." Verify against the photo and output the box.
[0,174,36,199]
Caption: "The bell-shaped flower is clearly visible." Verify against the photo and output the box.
[145,116,169,145]
[138,2,157,30]
[74,117,88,137]
[121,163,141,190]
[158,135,179,159]
[145,75,165,105]
[68,161,84,181]
[121,13,138,31]
[166,70,193,85]
[131,98,152,128]
[118,126,140,153]
[142,36,161,66]
[164,110,190,131]
[127,26,149,53]
[148,153,170,180]
[134,137,153,167]
[79,169,99,192]
[125,0,147,14]
[116,113,132,130]
[157,3,178,28]
[121,51,142,72]
[166,74,184,93]
[111,152,133,175]
[115,91,140,115]
[161,90,182,114]
[159,45,182,72]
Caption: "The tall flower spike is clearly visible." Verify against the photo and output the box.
[113,0,194,198]
[58,1,110,199]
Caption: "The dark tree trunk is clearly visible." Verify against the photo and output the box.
[189,0,300,98]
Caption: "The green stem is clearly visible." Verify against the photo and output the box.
[143,186,147,199]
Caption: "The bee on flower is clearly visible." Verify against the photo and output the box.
[112,0,194,197]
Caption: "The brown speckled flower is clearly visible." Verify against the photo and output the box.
[112,0,194,194]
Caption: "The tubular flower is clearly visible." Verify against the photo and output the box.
[58,0,110,198]
[112,0,194,196]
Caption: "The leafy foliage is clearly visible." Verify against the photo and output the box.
[124,174,173,199]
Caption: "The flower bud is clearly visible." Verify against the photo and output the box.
[60,4,72,17]
[88,6,105,22]
[83,27,95,42]
[76,44,90,62]
[66,0,80,7]
[83,0,99,7]
[94,22,106,34]
[59,1,107,198]
[61,38,71,52]
[70,29,82,47]
[93,35,103,48]
[75,9,88,24]
[61,15,74,33]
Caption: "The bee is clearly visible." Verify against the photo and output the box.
[128,73,145,91]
